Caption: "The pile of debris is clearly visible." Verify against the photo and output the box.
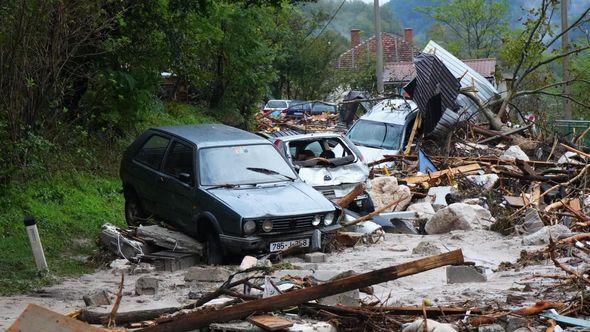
[255,112,342,134]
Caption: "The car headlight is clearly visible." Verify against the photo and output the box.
[312,215,322,226]
[262,219,273,232]
[324,212,335,225]
[243,220,256,235]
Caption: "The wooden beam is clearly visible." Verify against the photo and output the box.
[139,250,464,332]
[248,315,293,331]
[402,164,481,184]
[306,303,481,318]
[336,183,365,208]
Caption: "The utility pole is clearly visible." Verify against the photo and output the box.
[562,0,572,120]
[374,0,384,95]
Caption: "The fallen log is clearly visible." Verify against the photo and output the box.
[335,183,365,208]
[402,163,481,184]
[306,303,480,318]
[78,307,179,325]
[139,250,465,332]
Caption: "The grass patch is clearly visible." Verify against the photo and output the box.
[0,172,125,295]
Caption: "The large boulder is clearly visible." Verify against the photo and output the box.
[425,203,494,234]
[369,177,411,212]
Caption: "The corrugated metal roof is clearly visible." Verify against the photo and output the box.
[384,58,496,83]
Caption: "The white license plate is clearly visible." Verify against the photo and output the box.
[269,239,310,252]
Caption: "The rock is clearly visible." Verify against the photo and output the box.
[467,174,499,191]
[522,224,573,245]
[402,319,457,332]
[110,259,132,274]
[319,289,359,307]
[132,262,155,274]
[305,252,326,263]
[478,324,505,332]
[370,177,411,212]
[427,186,457,210]
[83,290,111,306]
[135,277,159,295]
[425,203,493,234]
[504,316,528,332]
[239,256,258,271]
[184,266,232,282]
[515,209,544,235]
[446,266,487,284]
[407,202,436,221]
[256,258,272,269]
[500,145,530,162]
[412,241,442,256]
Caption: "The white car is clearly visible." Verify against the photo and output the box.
[270,132,374,215]
[263,99,292,116]
[346,98,418,165]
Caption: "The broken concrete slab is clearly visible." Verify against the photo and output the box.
[82,290,111,306]
[446,265,487,284]
[100,223,151,260]
[132,262,155,274]
[142,250,199,272]
[184,266,232,282]
[135,276,159,295]
[425,203,493,234]
[305,252,326,263]
[137,225,203,254]
[522,224,573,245]
[318,289,359,307]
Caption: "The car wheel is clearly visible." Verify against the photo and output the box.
[124,192,147,227]
[205,232,224,265]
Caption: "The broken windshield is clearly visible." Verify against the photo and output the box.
[348,119,404,150]
[199,145,297,186]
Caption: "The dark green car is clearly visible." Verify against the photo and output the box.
[120,124,341,264]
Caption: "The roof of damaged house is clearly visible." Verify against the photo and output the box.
[154,124,267,147]
[337,29,420,69]
[384,58,497,84]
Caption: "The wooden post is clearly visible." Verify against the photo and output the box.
[140,250,464,332]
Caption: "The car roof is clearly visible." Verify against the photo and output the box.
[275,132,342,142]
[359,98,418,125]
[152,124,269,148]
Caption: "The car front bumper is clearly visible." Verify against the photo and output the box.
[219,224,341,254]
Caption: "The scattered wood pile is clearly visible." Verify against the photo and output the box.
[255,112,341,134]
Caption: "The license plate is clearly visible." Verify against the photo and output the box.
[269,239,310,252]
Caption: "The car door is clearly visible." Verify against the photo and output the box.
[159,139,197,230]
[132,134,172,216]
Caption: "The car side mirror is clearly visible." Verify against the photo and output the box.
[178,172,192,185]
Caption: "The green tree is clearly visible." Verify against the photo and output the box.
[420,0,509,58]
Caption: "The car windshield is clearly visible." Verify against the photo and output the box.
[266,100,287,108]
[347,120,404,150]
[199,144,297,186]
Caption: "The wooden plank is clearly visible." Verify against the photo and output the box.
[139,250,464,332]
[7,304,107,332]
[248,315,293,331]
[402,163,481,184]
[335,183,365,208]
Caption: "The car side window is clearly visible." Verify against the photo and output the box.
[135,135,170,169]
[163,141,194,180]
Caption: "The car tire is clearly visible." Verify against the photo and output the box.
[124,192,147,227]
[205,232,224,265]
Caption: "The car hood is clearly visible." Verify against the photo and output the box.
[355,146,398,166]
[209,181,334,218]
[298,162,369,187]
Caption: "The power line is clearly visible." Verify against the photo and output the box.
[307,0,346,42]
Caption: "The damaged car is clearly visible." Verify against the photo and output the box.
[270,133,374,215]
[120,124,341,264]
[347,98,418,164]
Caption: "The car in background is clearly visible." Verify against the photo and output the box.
[270,132,374,215]
[120,124,340,264]
[263,99,291,116]
[347,98,418,164]
[284,101,338,117]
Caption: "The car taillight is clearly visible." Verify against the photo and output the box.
[273,139,283,148]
